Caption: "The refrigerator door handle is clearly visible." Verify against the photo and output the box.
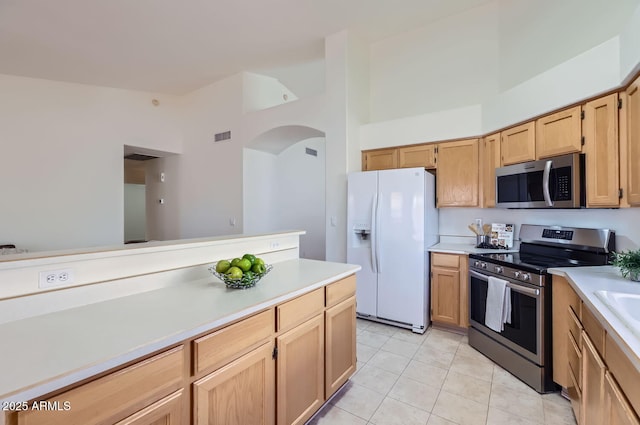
[376,192,382,273]
[371,193,378,273]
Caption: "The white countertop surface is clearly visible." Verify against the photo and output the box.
[428,242,519,255]
[548,266,640,370]
[0,258,360,402]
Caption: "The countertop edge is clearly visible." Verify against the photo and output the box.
[428,242,519,255]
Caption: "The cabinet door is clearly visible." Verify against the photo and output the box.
[584,94,620,207]
[431,266,460,326]
[604,372,640,425]
[277,314,324,425]
[115,390,184,425]
[436,139,479,207]
[481,133,501,208]
[193,342,275,425]
[623,76,640,205]
[583,332,606,425]
[399,144,437,169]
[501,122,536,165]
[536,105,583,159]
[325,296,356,398]
[362,148,398,171]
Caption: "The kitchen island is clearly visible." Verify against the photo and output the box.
[0,232,360,425]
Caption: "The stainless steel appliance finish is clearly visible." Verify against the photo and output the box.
[468,224,615,394]
[495,153,584,209]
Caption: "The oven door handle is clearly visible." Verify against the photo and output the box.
[470,270,540,297]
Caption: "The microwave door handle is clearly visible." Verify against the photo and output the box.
[542,160,554,207]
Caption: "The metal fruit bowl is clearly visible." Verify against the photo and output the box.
[208,263,273,289]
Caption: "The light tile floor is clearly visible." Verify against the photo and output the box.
[308,319,577,425]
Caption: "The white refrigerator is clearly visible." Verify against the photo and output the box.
[347,167,438,334]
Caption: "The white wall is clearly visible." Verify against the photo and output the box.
[0,74,182,252]
[242,72,298,113]
[497,0,638,91]
[620,3,640,81]
[145,156,181,241]
[243,149,278,234]
[274,138,326,260]
[123,184,146,242]
[177,75,245,238]
[439,208,640,251]
[360,104,483,150]
[482,37,621,132]
[369,2,499,122]
[255,58,326,100]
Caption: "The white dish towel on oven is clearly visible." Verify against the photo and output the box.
[485,276,512,332]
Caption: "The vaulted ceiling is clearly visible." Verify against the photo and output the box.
[0,0,637,95]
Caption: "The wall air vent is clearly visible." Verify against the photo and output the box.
[214,131,231,142]
[305,148,318,157]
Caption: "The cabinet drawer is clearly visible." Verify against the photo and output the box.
[568,306,583,348]
[193,309,274,375]
[582,302,605,356]
[18,346,184,425]
[567,365,582,424]
[432,253,460,268]
[326,275,356,307]
[605,333,640,415]
[277,288,324,332]
[568,331,582,390]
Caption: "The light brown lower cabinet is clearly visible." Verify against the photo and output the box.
[325,296,357,398]
[604,371,640,425]
[193,341,276,425]
[582,332,606,425]
[430,253,468,328]
[553,277,640,425]
[277,314,325,425]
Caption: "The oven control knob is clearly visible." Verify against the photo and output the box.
[474,261,481,267]
[521,273,531,281]
[514,271,521,278]
[495,266,504,274]
[480,262,487,269]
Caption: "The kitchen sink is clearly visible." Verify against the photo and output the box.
[595,290,640,336]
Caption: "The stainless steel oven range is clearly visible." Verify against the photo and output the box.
[468,224,614,393]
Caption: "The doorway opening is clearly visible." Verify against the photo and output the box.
[123,146,179,244]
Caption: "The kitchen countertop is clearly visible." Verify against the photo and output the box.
[548,266,640,371]
[0,258,360,403]
[428,242,519,255]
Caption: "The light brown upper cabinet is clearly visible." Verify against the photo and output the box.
[362,148,398,171]
[436,139,479,207]
[501,122,536,165]
[622,75,640,206]
[480,133,501,208]
[536,105,583,159]
[398,144,437,169]
[583,94,620,208]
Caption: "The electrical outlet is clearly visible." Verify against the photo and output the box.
[39,268,75,289]
[475,218,483,232]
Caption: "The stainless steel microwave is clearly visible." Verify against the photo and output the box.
[495,153,585,208]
